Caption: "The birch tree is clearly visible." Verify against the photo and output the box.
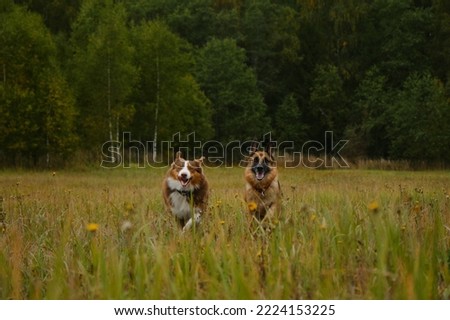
[131,21,212,161]
[70,0,137,159]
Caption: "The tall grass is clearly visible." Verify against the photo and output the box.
[0,168,449,299]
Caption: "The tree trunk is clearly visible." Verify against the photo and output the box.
[152,55,160,163]
[107,54,114,163]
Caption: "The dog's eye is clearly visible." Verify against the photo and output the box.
[253,157,259,164]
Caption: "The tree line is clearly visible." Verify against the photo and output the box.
[1,0,449,167]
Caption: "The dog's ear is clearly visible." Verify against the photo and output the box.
[265,141,276,161]
[248,141,258,156]
[196,156,205,164]
[194,156,205,167]
[171,151,183,167]
[193,156,204,173]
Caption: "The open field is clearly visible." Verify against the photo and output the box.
[0,168,449,299]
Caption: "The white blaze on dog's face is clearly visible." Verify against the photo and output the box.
[178,160,191,187]
[167,152,205,191]
[163,152,208,231]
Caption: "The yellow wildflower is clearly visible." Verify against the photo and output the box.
[368,200,379,213]
[124,202,135,214]
[86,223,99,232]
[247,201,257,212]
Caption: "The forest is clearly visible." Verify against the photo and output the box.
[1,0,449,167]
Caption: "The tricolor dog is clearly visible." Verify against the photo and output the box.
[244,145,281,222]
[163,152,209,231]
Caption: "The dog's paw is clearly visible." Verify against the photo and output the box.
[182,213,201,232]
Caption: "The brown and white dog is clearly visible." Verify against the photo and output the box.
[163,151,209,231]
[244,145,281,222]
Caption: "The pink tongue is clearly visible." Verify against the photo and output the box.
[256,172,264,180]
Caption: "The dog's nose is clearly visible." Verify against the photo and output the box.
[180,173,188,179]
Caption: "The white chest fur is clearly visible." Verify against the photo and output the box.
[166,176,201,231]
[168,191,192,220]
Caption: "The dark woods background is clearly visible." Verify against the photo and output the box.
[1,0,449,167]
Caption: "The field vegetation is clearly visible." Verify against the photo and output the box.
[2,1,450,167]
[0,168,449,299]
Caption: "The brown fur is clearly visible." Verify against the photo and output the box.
[244,150,281,222]
[162,152,209,231]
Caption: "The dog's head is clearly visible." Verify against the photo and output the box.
[247,145,276,181]
[168,151,205,188]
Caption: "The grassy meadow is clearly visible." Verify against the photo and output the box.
[0,167,449,299]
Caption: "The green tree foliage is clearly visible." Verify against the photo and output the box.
[429,0,450,83]
[14,0,81,35]
[309,64,347,136]
[126,0,241,46]
[167,0,240,46]
[196,38,269,141]
[0,3,76,165]
[131,21,212,144]
[242,1,302,114]
[388,73,450,162]
[357,0,434,86]
[349,68,391,157]
[1,0,449,166]
[274,94,307,148]
[70,0,137,148]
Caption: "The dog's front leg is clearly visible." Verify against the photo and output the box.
[182,208,202,232]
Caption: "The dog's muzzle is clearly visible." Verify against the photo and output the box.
[178,173,191,187]
[255,165,265,180]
